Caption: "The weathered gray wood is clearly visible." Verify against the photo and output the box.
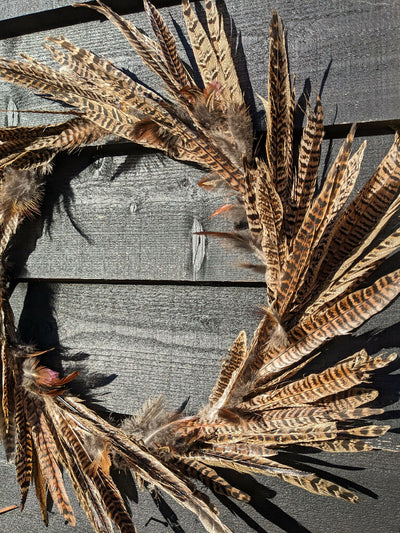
[1,0,74,20]
[0,0,143,23]
[3,136,392,281]
[0,0,399,127]
[2,280,400,533]
[10,281,268,413]
[1,1,68,21]
[7,135,394,282]
[1,443,400,533]
[1,442,399,533]
[9,281,400,419]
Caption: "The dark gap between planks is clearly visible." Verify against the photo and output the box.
[52,119,400,159]
[0,0,188,39]
[12,278,267,287]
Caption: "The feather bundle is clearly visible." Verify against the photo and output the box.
[0,1,399,533]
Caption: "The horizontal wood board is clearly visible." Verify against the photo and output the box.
[7,135,396,282]
[0,0,399,127]
[1,443,399,533]
[1,0,80,21]
[1,280,399,533]
[0,0,154,25]
[8,281,400,420]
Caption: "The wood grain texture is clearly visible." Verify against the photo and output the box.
[0,0,144,25]
[0,0,399,127]
[1,444,400,533]
[7,136,395,282]
[10,282,267,414]
[1,0,72,20]
[1,443,399,533]
[9,281,399,421]
[2,280,399,533]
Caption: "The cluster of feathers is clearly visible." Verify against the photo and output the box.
[0,1,399,532]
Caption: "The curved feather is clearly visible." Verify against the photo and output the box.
[257,269,400,382]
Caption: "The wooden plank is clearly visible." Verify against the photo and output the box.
[0,0,161,29]
[7,135,395,282]
[0,1,185,40]
[10,282,268,414]
[1,0,70,20]
[0,0,399,127]
[1,280,399,533]
[0,0,132,23]
[9,281,399,419]
[1,444,399,533]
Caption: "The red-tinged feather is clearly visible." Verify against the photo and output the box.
[27,400,75,526]
[208,204,236,219]
[0,505,18,515]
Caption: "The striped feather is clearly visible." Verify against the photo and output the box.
[265,11,294,201]
[14,386,33,508]
[27,400,75,526]
[209,442,276,458]
[182,0,220,87]
[278,470,358,502]
[318,131,400,281]
[32,447,49,526]
[0,341,11,427]
[204,0,244,106]
[78,1,180,94]
[187,450,357,501]
[305,198,400,318]
[254,159,286,296]
[242,167,263,239]
[338,425,390,438]
[309,439,374,453]
[291,140,369,315]
[208,330,247,406]
[276,125,357,318]
[50,404,135,533]
[53,426,116,533]
[45,35,163,105]
[143,0,192,89]
[257,269,400,381]
[172,456,250,502]
[289,98,324,239]
[245,350,373,411]
[60,397,233,533]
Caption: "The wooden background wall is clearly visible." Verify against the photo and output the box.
[0,1,399,532]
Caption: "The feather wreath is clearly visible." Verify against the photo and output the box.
[0,1,399,532]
